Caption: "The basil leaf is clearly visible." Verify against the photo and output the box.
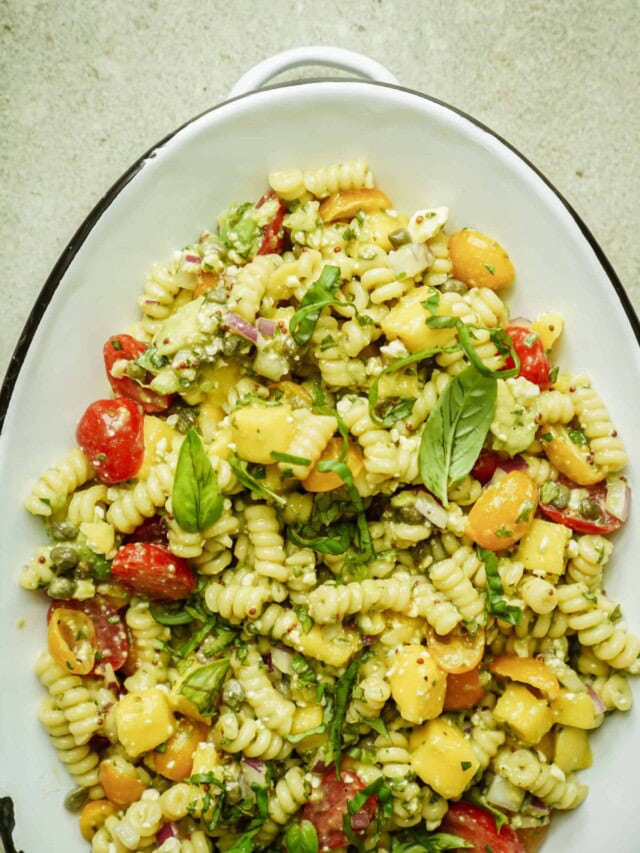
[288,520,355,554]
[179,658,230,714]
[290,265,341,345]
[270,451,312,466]
[172,428,223,532]
[457,321,520,378]
[391,831,473,852]
[343,778,393,852]
[329,647,373,778]
[149,601,194,626]
[285,821,319,853]
[478,547,522,626]
[419,365,497,505]
[229,454,286,507]
[376,395,417,428]
[317,459,373,560]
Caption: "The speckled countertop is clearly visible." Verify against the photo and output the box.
[1,0,639,388]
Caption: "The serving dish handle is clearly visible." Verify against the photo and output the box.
[228,46,399,97]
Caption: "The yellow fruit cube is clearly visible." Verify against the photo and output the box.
[230,404,297,464]
[530,313,563,352]
[409,718,480,799]
[550,689,598,729]
[554,726,592,772]
[388,644,447,724]
[115,689,176,758]
[292,624,360,669]
[516,518,571,576]
[79,521,115,556]
[493,683,553,744]
[138,416,178,479]
[380,287,457,353]
[191,743,222,776]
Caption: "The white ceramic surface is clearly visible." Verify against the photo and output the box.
[1,51,639,852]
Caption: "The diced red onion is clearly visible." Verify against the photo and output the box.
[529,796,551,816]
[362,634,377,646]
[587,684,607,715]
[242,756,266,772]
[256,317,277,338]
[224,312,258,343]
[498,456,528,474]
[313,760,328,773]
[184,254,201,265]
[241,757,268,791]
[156,823,178,844]
[351,810,372,831]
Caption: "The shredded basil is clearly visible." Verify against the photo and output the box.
[478,547,522,626]
[229,454,286,507]
[343,778,393,852]
[289,265,341,345]
[419,364,497,506]
[284,821,319,853]
[270,451,312,466]
[149,601,194,626]
[329,647,373,778]
[172,428,223,532]
[390,830,473,852]
[179,658,230,715]
[457,322,520,379]
[368,345,449,427]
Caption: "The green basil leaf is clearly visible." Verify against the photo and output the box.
[457,321,520,378]
[270,451,312,466]
[229,454,286,507]
[426,315,457,329]
[149,601,194,626]
[179,658,230,715]
[172,428,223,532]
[288,521,355,554]
[391,830,473,852]
[343,778,393,852]
[289,265,341,344]
[284,821,319,853]
[419,365,497,505]
[376,395,417,428]
[329,647,373,778]
[478,547,522,626]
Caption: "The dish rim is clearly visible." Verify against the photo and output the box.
[1,76,639,434]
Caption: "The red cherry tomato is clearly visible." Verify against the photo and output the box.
[123,515,169,546]
[103,335,173,413]
[48,597,129,675]
[440,802,526,853]
[111,542,196,601]
[539,477,626,534]
[301,767,377,850]
[471,449,505,484]
[504,325,551,390]
[256,190,286,255]
[76,397,144,484]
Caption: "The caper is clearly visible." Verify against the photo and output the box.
[397,506,424,525]
[440,277,469,295]
[282,337,300,358]
[175,408,199,434]
[64,786,90,812]
[579,498,602,521]
[74,559,93,579]
[125,362,147,383]
[50,545,79,572]
[552,484,571,509]
[48,521,79,541]
[47,577,75,599]
[388,227,411,248]
[222,678,245,711]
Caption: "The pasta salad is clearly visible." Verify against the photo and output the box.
[19,159,638,852]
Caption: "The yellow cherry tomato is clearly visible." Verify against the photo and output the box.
[443,666,486,711]
[98,757,147,808]
[47,608,96,675]
[302,437,364,493]
[151,718,211,781]
[448,229,515,290]
[489,654,560,701]
[426,625,485,674]
[79,800,116,842]
[541,424,605,486]
[466,470,538,550]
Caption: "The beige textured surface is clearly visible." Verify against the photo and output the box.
[1,0,639,386]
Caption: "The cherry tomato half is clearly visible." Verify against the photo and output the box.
[504,325,551,390]
[301,767,377,850]
[48,607,96,674]
[539,477,626,535]
[103,335,173,413]
[111,542,196,601]
[123,514,169,546]
[440,802,526,853]
[471,449,505,485]
[256,190,286,255]
[49,597,130,676]
[443,666,486,711]
[76,397,144,484]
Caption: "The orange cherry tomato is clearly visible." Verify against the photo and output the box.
[151,718,210,781]
[489,654,560,701]
[47,608,96,675]
[426,625,485,674]
[98,758,147,808]
[302,438,364,493]
[448,229,515,290]
[443,666,486,711]
[466,470,538,550]
[79,800,116,842]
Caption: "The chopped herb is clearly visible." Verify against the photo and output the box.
[478,547,522,626]
[549,365,559,384]
[289,265,341,345]
[357,313,375,327]
[568,428,588,446]
[284,821,319,853]
[495,525,514,538]
[461,761,472,770]
[343,778,393,852]
[270,451,312,467]
[329,648,373,778]
[320,334,335,351]
[484,263,496,275]
[515,500,535,523]
[111,338,123,351]
[293,605,314,634]
[179,658,230,715]
[229,454,286,507]
[426,315,457,329]
[540,432,554,443]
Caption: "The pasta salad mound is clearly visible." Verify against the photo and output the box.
[21,159,637,853]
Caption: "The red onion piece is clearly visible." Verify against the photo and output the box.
[184,254,201,265]
[529,796,551,815]
[224,312,258,343]
[242,756,266,772]
[498,456,528,474]
[587,684,607,715]
[312,759,328,773]
[156,823,178,844]
[351,809,372,831]
[256,317,276,338]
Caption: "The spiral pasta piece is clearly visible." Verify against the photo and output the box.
[106,462,174,533]
[38,696,103,797]
[35,651,102,746]
[494,748,588,810]
[570,375,627,472]
[245,503,288,582]
[24,448,94,516]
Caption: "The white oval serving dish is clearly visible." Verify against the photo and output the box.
[1,48,639,853]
